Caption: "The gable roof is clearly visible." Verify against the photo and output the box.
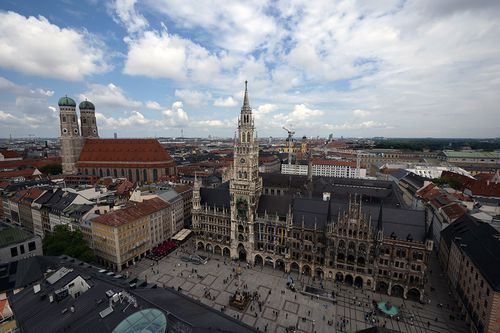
[77,139,174,164]
[457,222,500,291]
[92,198,169,227]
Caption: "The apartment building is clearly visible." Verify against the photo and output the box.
[440,217,500,333]
[91,198,170,271]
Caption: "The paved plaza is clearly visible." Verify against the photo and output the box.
[125,240,469,333]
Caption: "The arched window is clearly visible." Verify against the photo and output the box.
[113,169,118,178]
[128,169,132,180]
[143,169,148,182]
[99,169,103,177]
[106,169,110,177]
[135,169,140,182]
[121,169,125,176]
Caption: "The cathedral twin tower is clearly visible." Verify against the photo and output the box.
[58,96,99,174]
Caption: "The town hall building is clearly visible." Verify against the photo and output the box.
[192,82,433,301]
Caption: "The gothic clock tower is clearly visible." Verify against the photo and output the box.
[230,81,262,261]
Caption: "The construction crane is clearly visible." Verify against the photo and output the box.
[282,126,295,165]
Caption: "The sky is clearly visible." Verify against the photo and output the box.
[0,0,500,139]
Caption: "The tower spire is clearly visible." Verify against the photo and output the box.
[241,80,251,113]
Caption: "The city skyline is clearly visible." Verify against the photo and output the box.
[1,1,500,138]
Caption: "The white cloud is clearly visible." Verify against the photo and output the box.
[161,101,189,127]
[145,101,162,110]
[30,88,54,97]
[95,110,150,129]
[0,11,109,81]
[0,76,24,94]
[80,83,142,109]
[123,28,219,82]
[193,119,234,128]
[253,103,277,121]
[175,89,211,107]
[323,121,388,131]
[0,111,17,123]
[213,96,238,107]
[109,0,148,33]
[352,109,371,118]
[146,0,278,53]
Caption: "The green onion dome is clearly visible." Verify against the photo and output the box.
[58,96,76,107]
[79,100,95,110]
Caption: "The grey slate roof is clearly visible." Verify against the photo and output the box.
[453,222,500,291]
[440,214,480,249]
[199,176,421,240]
[200,182,230,209]
[0,256,57,293]
[9,256,258,333]
[257,195,293,216]
[287,197,426,240]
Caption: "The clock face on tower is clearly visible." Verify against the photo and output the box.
[240,158,246,164]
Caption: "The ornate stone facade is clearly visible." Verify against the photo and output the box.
[192,83,433,301]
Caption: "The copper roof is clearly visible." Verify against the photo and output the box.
[78,139,173,163]
[92,197,170,227]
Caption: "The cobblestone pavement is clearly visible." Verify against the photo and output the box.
[124,242,469,333]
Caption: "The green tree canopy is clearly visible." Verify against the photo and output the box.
[432,177,461,190]
[39,164,62,175]
[43,225,95,263]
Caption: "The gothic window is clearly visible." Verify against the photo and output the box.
[72,116,76,123]
[62,116,67,122]
[348,241,356,250]
[82,118,87,124]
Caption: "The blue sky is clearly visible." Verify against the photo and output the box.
[1,0,500,138]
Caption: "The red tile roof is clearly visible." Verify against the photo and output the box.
[116,179,134,196]
[441,171,500,198]
[441,203,467,221]
[19,188,45,205]
[0,157,60,170]
[174,184,192,194]
[416,183,441,201]
[77,139,174,165]
[0,150,22,159]
[0,168,39,180]
[92,197,170,227]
